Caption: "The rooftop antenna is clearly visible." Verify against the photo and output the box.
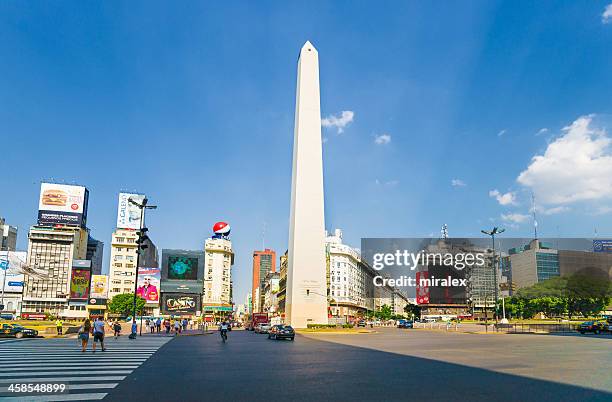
[441,224,448,240]
[262,221,267,250]
[532,193,538,240]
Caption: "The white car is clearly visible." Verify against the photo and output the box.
[255,323,271,334]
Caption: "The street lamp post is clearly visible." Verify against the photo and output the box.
[129,197,157,337]
[481,227,505,324]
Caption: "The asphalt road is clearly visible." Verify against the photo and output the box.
[106,328,612,402]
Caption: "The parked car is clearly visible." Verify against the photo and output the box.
[1,323,38,339]
[357,320,366,327]
[397,320,414,329]
[268,325,295,341]
[255,323,272,334]
[578,321,605,334]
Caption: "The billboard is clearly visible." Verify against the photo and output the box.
[416,271,430,305]
[167,255,199,280]
[70,261,91,300]
[161,293,201,315]
[90,275,109,299]
[38,183,89,227]
[137,267,161,303]
[593,240,612,253]
[161,250,204,294]
[117,193,145,230]
[0,252,26,293]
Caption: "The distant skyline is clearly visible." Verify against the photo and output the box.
[1,2,611,304]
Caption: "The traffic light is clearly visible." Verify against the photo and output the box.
[136,227,149,253]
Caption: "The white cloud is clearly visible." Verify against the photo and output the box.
[497,129,507,137]
[322,110,354,133]
[375,179,399,186]
[501,213,530,224]
[540,206,570,215]
[451,179,466,187]
[489,189,517,206]
[374,134,391,145]
[536,128,548,136]
[591,206,612,215]
[517,115,612,204]
[603,3,612,23]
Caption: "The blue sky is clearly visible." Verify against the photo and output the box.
[1,2,611,304]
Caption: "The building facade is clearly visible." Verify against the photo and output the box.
[22,226,88,317]
[0,217,17,251]
[252,249,276,313]
[509,240,560,289]
[203,237,234,313]
[108,228,158,300]
[277,251,288,315]
[86,236,104,275]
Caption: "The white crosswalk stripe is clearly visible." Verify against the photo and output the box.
[0,336,172,401]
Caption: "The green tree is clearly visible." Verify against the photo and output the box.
[376,304,393,321]
[404,303,421,319]
[108,293,146,317]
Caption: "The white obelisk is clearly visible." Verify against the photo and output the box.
[286,41,328,328]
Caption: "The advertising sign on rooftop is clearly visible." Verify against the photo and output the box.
[38,183,89,227]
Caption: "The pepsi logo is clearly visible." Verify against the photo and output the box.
[213,221,231,235]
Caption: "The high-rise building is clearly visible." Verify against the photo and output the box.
[0,217,17,251]
[203,237,234,313]
[252,249,276,313]
[86,235,104,275]
[108,228,158,300]
[286,41,328,328]
[22,226,88,317]
[509,240,559,288]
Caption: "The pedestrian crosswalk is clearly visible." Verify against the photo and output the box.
[0,335,172,401]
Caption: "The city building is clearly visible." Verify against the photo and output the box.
[509,240,560,288]
[108,228,158,300]
[22,225,88,317]
[203,237,234,315]
[326,229,408,321]
[0,251,27,316]
[327,229,374,318]
[0,217,17,251]
[508,239,612,289]
[262,271,280,314]
[277,251,288,315]
[252,249,276,313]
[86,235,104,275]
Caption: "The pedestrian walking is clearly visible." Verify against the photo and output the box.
[164,319,171,334]
[182,318,188,331]
[55,318,63,335]
[129,320,138,339]
[78,318,91,352]
[149,320,155,333]
[113,321,122,339]
[156,318,162,333]
[174,320,180,335]
[92,317,106,352]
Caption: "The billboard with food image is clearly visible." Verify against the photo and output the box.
[90,275,109,299]
[37,183,89,227]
